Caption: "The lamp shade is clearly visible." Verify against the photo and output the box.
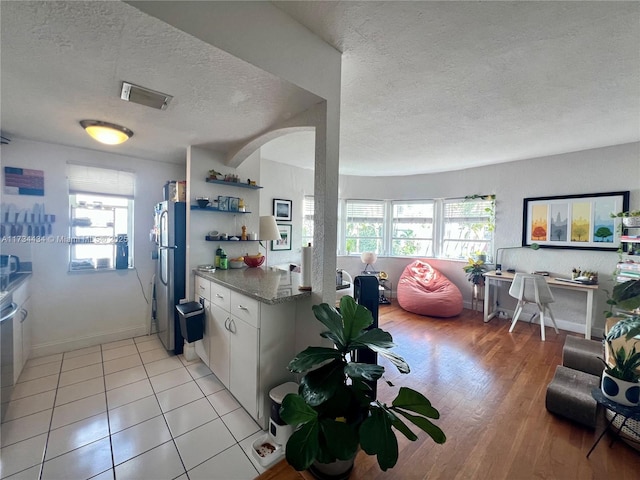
[259,216,281,241]
[80,120,133,145]
[361,252,377,265]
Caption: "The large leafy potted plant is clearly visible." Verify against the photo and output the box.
[462,258,488,285]
[600,315,640,406]
[280,295,445,478]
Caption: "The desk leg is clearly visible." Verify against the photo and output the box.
[585,290,594,340]
[484,281,491,322]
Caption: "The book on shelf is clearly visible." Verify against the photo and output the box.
[618,262,640,272]
[620,235,640,241]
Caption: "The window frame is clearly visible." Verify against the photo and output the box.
[339,196,494,260]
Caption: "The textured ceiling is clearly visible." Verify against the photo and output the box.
[0,1,321,165]
[1,1,639,176]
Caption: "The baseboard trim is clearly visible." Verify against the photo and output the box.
[30,325,150,358]
[461,302,604,339]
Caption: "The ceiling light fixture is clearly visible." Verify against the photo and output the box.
[80,120,133,145]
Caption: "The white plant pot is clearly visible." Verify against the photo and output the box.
[622,216,640,228]
[601,371,640,406]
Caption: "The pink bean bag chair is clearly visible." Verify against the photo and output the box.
[397,260,463,317]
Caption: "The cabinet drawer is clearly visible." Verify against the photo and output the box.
[210,282,231,311]
[195,276,210,301]
[230,291,259,328]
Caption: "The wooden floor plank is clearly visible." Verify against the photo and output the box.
[257,304,640,479]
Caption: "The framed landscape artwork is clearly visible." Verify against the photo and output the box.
[273,198,292,221]
[522,191,629,251]
[272,224,292,251]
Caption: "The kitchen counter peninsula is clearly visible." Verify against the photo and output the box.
[192,266,309,429]
[194,267,310,304]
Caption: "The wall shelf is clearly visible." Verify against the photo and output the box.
[205,178,262,190]
[191,206,251,214]
[205,237,260,242]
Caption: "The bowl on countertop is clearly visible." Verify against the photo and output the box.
[243,255,265,268]
[229,260,245,269]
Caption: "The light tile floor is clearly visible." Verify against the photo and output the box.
[1,335,275,479]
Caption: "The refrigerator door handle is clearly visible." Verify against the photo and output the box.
[159,245,178,250]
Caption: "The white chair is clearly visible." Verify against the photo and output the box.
[336,270,354,301]
[508,273,559,341]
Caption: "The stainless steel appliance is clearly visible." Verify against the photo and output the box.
[153,201,186,354]
[1,294,17,422]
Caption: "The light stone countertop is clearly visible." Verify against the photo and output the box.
[194,267,311,305]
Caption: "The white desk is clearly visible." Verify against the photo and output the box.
[483,270,598,339]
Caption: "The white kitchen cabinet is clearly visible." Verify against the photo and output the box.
[12,279,31,383]
[209,303,230,387]
[193,274,297,428]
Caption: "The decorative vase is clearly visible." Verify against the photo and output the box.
[601,371,640,406]
[308,456,356,480]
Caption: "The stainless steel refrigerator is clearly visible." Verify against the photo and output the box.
[153,201,186,354]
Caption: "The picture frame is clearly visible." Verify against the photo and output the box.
[273,198,292,221]
[217,196,229,211]
[522,191,629,251]
[229,197,239,212]
[271,223,292,251]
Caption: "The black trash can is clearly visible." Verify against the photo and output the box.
[175,301,205,343]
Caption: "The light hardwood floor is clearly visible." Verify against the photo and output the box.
[258,304,640,480]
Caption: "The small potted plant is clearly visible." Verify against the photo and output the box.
[610,210,640,227]
[462,258,488,285]
[600,315,640,406]
[280,295,445,477]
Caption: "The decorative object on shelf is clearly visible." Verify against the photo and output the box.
[238,198,246,212]
[495,243,540,275]
[611,210,640,227]
[218,196,229,211]
[279,295,446,476]
[80,120,133,145]
[229,197,239,212]
[208,169,224,181]
[196,197,209,208]
[273,198,292,221]
[599,315,640,406]
[522,191,629,251]
[241,226,247,241]
[271,224,292,251]
[205,178,262,189]
[361,251,378,273]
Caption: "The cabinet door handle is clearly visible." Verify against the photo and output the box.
[228,318,236,334]
[237,305,249,311]
[20,308,28,323]
[199,285,205,290]
[224,317,231,331]
[216,294,224,299]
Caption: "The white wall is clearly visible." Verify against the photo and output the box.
[337,142,640,337]
[0,139,184,356]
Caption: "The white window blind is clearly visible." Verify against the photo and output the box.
[67,164,135,198]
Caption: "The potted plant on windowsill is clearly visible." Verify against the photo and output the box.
[600,315,640,406]
[279,295,445,478]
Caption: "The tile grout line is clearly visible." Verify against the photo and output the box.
[101,342,116,480]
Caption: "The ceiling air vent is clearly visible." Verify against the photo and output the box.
[120,82,172,110]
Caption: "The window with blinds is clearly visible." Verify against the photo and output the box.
[391,201,434,256]
[340,196,494,259]
[67,164,135,271]
[442,198,493,260]
[345,200,384,254]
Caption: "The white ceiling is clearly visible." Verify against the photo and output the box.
[2,1,639,177]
